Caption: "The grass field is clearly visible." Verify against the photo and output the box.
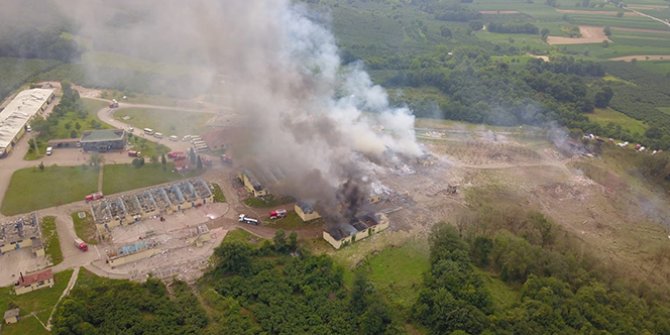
[587,107,648,134]
[476,269,519,312]
[637,61,670,74]
[115,108,213,137]
[243,195,294,208]
[357,239,430,313]
[1,166,98,216]
[125,135,171,159]
[71,211,97,244]
[264,211,323,230]
[102,163,198,195]
[211,183,226,203]
[0,269,73,335]
[222,228,264,247]
[40,216,63,265]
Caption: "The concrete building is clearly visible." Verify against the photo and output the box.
[80,129,126,152]
[323,213,390,250]
[0,214,43,256]
[92,179,214,237]
[295,201,321,222]
[0,88,55,157]
[106,240,159,268]
[14,268,54,295]
[4,308,19,324]
[238,170,268,197]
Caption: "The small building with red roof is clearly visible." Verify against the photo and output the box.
[14,268,54,295]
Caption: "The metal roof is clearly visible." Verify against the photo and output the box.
[80,129,126,143]
[0,89,54,151]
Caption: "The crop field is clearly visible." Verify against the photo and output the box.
[115,107,212,137]
[587,108,649,134]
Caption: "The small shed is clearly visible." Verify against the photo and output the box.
[4,308,19,324]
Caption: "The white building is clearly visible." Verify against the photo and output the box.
[0,88,55,157]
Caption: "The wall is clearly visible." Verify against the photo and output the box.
[14,278,54,295]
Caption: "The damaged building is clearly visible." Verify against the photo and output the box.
[295,201,321,222]
[106,240,159,268]
[0,214,44,257]
[91,179,214,237]
[323,213,390,249]
[238,170,268,197]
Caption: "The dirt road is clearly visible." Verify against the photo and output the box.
[609,55,670,61]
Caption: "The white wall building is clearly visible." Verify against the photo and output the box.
[0,88,55,157]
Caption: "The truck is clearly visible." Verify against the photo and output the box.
[238,214,259,225]
[74,238,88,252]
[85,192,104,202]
[269,209,287,219]
[109,99,119,108]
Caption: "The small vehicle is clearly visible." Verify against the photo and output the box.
[238,214,259,225]
[169,135,178,142]
[128,150,141,157]
[109,99,119,108]
[74,238,88,252]
[26,125,32,132]
[127,127,134,133]
[269,209,287,219]
[143,128,154,135]
[85,192,104,202]
[154,132,163,139]
[46,147,53,156]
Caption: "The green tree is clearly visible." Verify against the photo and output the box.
[213,242,252,275]
[273,229,287,253]
[603,26,612,37]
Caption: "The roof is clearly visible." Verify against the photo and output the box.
[0,213,40,246]
[17,269,53,287]
[0,89,54,151]
[80,129,126,143]
[4,308,19,319]
[297,201,317,214]
[242,170,263,190]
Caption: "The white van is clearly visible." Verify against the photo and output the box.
[143,128,154,135]
[154,132,163,139]
[46,147,53,156]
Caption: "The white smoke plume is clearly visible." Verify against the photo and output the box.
[53,0,424,219]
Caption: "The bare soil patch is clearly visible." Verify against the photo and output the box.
[609,55,670,61]
[556,9,638,16]
[547,25,611,45]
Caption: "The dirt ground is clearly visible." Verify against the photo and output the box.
[386,120,670,290]
[609,54,670,61]
[547,25,611,45]
[611,26,670,34]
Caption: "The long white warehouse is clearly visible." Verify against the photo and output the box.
[0,88,55,157]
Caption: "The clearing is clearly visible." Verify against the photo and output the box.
[547,25,611,45]
[1,166,98,216]
[586,107,648,134]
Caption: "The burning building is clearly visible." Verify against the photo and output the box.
[238,170,268,198]
[322,213,389,249]
[295,201,321,222]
